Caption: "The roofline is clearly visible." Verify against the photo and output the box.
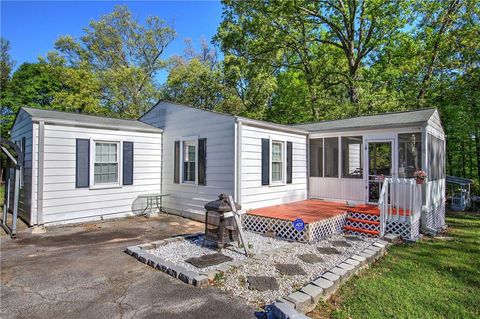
[30,117,163,133]
[304,121,427,133]
[140,100,236,121]
[141,100,309,135]
[293,107,438,127]
[19,107,163,134]
[235,117,309,135]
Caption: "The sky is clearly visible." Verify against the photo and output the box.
[0,1,224,83]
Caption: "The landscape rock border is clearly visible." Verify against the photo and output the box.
[272,234,400,319]
[125,233,258,287]
[125,232,400,317]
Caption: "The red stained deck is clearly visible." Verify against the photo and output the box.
[248,199,380,223]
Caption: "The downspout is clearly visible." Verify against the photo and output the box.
[306,133,310,200]
[160,132,164,198]
[236,120,243,205]
[36,121,45,226]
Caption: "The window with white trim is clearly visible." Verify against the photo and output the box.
[183,140,197,183]
[271,141,284,182]
[94,142,119,184]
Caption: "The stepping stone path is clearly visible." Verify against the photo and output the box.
[317,247,341,255]
[247,276,279,292]
[185,253,233,268]
[345,235,362,241]
[297,253,324,264]
[331,240,352,247]
[276,263,307,276]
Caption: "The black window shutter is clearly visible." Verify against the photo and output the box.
[287,141,293,184]
[174,141,180,183]
[76,139,90,188]
[261,138,270,185]
[123,142,134,185]
[21,137,26,163]
[198,138,207,186]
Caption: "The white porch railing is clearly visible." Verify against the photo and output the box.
[378,178,422,238]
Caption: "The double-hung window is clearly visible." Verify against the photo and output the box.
[271,141,284,183]
[183,140,197,183]
[94,142,119,185]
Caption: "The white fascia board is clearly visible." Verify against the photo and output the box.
[235,117,309,135]
[29,117,163,134]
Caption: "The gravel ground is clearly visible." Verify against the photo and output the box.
[147,231,291,272]
[148,231,374,307]
[220,234,373,306]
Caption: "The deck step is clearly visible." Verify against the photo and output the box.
[347,209,380,216]
[347,211,380,222]
[346,217,380,225]
[343,225,379,236]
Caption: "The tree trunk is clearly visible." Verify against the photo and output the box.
[447,140,453,176]
[416,0,462,107]
[469,133,473,179]
[476,129,480,182]
[348,83,360,105]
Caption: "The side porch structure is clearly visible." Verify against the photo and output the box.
[245,108,446,242]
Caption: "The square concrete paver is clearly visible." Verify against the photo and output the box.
[185,253,233,268]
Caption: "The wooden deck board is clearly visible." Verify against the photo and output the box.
[248,199,380,223]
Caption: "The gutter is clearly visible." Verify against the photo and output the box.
[29,117,163,134]
[297,121,427,134]
[235,117,309,135]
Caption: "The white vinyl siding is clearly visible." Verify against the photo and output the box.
[9,109,35,225]
[140,102,236,221]
[39,124,161,224]
[240,124,307,210]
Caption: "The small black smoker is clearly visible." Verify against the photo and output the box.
[203,194,249,255]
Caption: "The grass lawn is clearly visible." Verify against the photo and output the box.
[309,211,480,319]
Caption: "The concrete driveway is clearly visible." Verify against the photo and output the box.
[0,214,255,319]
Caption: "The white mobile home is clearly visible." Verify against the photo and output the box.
[139,102,308,221]
[8,102,445,238]
[10,108,163,225]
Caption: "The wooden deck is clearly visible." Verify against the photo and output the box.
[248,199,379,223]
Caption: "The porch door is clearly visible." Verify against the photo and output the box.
[367,141,393,203]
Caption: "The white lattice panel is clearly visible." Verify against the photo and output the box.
[386,218,419,241]
[310,213,348,241]
[242,213,347,242]
[424,201,446,231]
[349,212,379,222]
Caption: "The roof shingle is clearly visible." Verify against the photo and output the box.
[293,108,437,132]
[21,107,162,133]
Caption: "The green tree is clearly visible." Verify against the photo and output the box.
[162,38,245,115]
[0,37,15,93]
[1,58,104,135]
[54,5,176,118]
[215,0,413,117]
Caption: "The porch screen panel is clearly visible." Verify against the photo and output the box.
[309,138,323,177]
[324,137,339,177]
[398,133,422,178]
[341,136,363,178]
[427,134,445,181]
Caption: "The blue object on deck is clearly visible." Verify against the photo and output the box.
[293,218,305,231]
